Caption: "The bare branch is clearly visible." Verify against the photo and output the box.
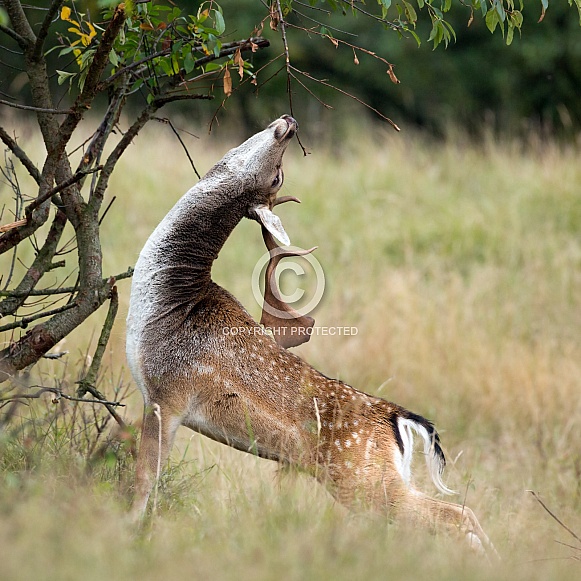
[290,66,401,131]
[0,301,77,333]
[0,219,26,233]
[274,1,309,155]
[0,386,125,408]
[156,117,201,179]
[25,166,103,218]
[88,94,209,216]
[0,22,27,49]
[33,0,65,61]
[0,125,42,184]
[0,209,67,317]
[0,1,35,46]
[76,286,126,428]
[528,490,581,546]
[0,98,72,114]
[0,267,133,297]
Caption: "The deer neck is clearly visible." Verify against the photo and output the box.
[133,176,247,313]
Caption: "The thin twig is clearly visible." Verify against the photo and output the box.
[76,286,118,399]
[24,166,103,218]
[0,267,133,297]
[0,98,72,114]
[156,117,201,179]
[0,302,77,332]
[291,66,400,131]
[289,71,333,110]
[0,23,28,49]
[0,386,125,407]
[528,490,581,545]
[0,125,42,185]
[274,0,309,155]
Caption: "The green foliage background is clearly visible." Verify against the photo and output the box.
[2,1,580,136]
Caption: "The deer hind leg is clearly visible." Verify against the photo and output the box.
[396,489,498,558]
[130,402,181,521]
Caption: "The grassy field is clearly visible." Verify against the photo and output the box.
[1,119,581,580]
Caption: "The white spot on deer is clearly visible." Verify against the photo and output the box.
[345,440,352,448]
[364,438,374,461]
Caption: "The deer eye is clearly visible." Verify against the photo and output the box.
[272,169,283,188]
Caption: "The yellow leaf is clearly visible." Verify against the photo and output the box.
[223,67,232,96]
[61,6,72,22]
[87,22,97,40]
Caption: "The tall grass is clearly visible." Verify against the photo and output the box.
[1,119,580,579]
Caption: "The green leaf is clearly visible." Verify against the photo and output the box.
[184,50,196,74]
[213,9,225,35]
[204,62,223,72]
[506,23,514,45]
[402,0,417,25]
[408,28,421,46]
[494,0,506,22]
[0,7,8,25]
[56,70,76,86]
[109,49,119,67]
[485,8,499,33]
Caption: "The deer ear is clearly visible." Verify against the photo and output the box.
[252,205,290,246]
[260,226,317,348]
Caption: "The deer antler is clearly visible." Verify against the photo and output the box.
[260,196,317,348]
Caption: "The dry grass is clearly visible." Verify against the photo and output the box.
[1,118,581,579]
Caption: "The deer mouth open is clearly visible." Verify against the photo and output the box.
[273,114,298,141]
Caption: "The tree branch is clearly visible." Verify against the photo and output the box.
[0,267,133,297]
[100,36,270,91]
[75,286,126,427]
[25,166,103,218]
[0,302,78,333]
[0,98,72,114]
[274,1,309,155]
[0,124,42,184]
[0,22,27,49]
[33,0,65,61]
[0,386,125,408]
[0,209,67,318]
[55,6,127,178]
[1,0,36,46]
[290,66,400,131]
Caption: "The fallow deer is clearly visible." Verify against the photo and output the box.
[126,115,495,555]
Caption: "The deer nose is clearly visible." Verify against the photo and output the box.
[281,114,298,132]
